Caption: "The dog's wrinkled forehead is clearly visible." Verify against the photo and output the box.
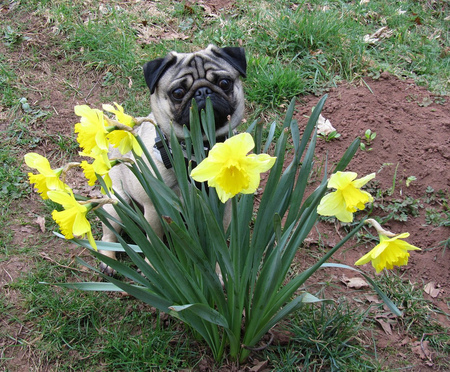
[168,53,233,89]
[143,45,246,95]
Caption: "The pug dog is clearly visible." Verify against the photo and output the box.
[99,45,247,274]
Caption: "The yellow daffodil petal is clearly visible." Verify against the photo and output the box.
[24,153,53,175]
[327,171,356,189]
[190,158,218,182]
[103,102,135,127]
[74,105,109,154]
[190,133,276,203]
[355,233,421,273]
[25,153,68,198]
[241,154,276,194]
[107,130,142,156]
[318,171,375,222]
[72,210,92,236]
[352,172,376,188]
[224,131,255,155]
[317,191,354,222]
[48,190,96,249]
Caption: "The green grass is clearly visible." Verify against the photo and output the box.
[263,302,380,371]
[0,0,449,370]
[4,262,196,371]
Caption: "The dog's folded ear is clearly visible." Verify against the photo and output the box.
[143,54,177,94]
[213,46,247,78]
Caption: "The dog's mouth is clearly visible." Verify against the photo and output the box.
[175,93,235,131]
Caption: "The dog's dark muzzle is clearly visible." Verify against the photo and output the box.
[177,87,234,130]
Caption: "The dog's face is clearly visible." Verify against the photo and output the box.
[143,45,246,139]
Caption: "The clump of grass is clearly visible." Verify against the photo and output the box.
[264,302,378,371]
[245,56,307,112]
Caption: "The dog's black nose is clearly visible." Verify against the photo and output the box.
[195,87,212,99]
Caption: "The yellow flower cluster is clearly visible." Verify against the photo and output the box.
[314,171,421,272]
[25,102,139,250]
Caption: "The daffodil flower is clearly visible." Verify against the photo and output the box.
[355,232,421,273]
[24,152,70,199]
[317,171,375,222]
[190,133,276,203]
[80,152,116,193]
[103,102,136,128]
[102,103,142,155]
[74,105,110,155]
[48,190,97,250]
[107,129,142,156]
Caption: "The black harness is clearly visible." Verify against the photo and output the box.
[153,130,173,169]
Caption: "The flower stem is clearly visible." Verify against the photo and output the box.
[228,196,243,359]
[365,218,396,237]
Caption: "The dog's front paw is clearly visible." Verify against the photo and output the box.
[99,262,116,276]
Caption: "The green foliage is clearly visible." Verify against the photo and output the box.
[425,207,447,227]
[0,149,29,202]
[57,97,374,363]
[245,56,307,111]
[375,196,423,222]
[265,302,377,371]
[318,130,341,142]
[0,58,19,107]
[2,25,29,47]
[65,16,138,74]
[360,129,377,151]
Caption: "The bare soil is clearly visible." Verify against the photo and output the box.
[1,1,449,371]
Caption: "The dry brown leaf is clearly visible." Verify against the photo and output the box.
[364,294,382,304]
[250,360,269,372]
[400,336,411,346]
[412,340,432,362]
[20,226,34,233]
[376,318,392,335]
[423,282,440,298]
[35,216,46,233]
[341,275,369,289]
[364,26,393,44]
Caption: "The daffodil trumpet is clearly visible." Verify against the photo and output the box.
[355,218,421,273]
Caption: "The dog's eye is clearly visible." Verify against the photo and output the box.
[218,79,232,91]
[172,88,186,100]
